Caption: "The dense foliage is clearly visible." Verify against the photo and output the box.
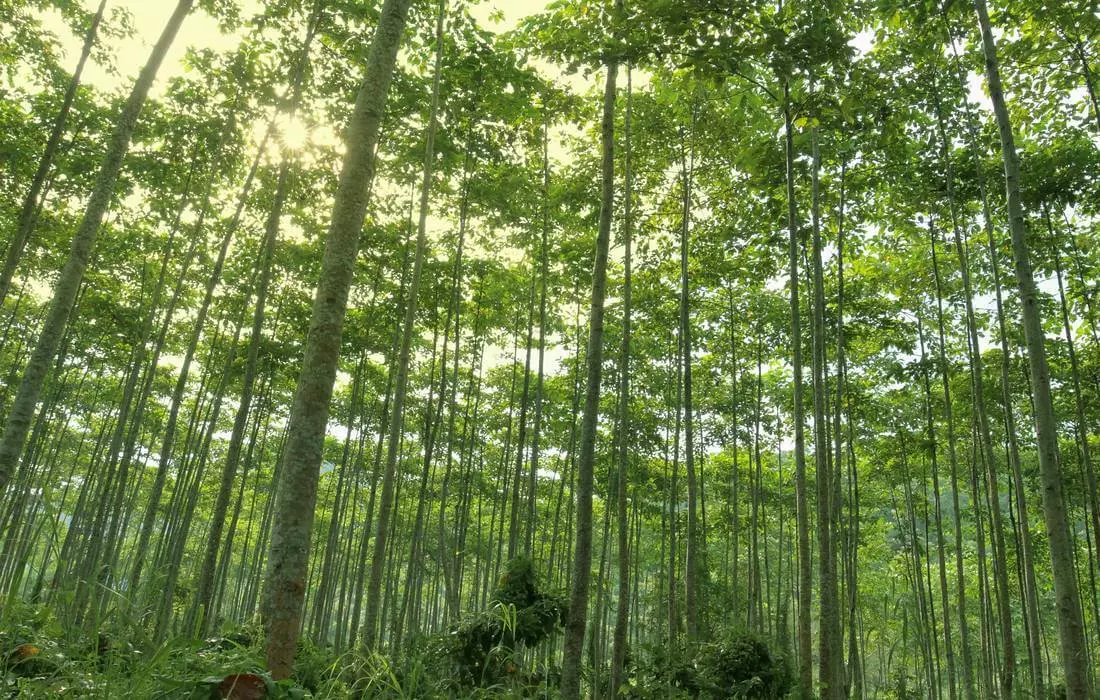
[0,0,1098,697]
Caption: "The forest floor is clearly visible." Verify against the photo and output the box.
[1,595,795,699]
[1,600,351,698]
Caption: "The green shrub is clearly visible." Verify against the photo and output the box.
[441,556,566,689]
[626,631,791,699]
[695,631,792,699]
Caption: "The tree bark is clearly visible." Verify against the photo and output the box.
[261,0,413,678]
[782,80,813,698]
[560,50,617,700]
[610,67,633,698]
[972,1,1090,695]
[358,0,443,651]
[679,104,701,642]
[809,125,842,699]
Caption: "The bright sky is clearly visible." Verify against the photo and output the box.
[42,0,551,95]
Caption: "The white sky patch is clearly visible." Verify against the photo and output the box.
[967,70,994,113]
[38,0,256,96]
[45,0,555,98]
[468,0,548,32]
[849,28,874,56]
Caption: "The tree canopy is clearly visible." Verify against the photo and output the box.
[0,0,1098,697]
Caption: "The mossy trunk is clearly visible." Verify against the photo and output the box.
[261,0,413,679]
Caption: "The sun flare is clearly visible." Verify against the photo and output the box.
[276,113,311,152]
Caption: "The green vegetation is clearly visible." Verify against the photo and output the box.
[1,0,1098,697]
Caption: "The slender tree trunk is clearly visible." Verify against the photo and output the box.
[726,288,741,627]
[972,2,1090,695]
[525,108,551,557]
[358,0,443,651]
[679,106,701,642]
[928,223,978,700]
[437,166,472,618]
[508,274,536,561]
[832,163,862,698]
[0,0,194,489]
[809,125,842,699]
[782,80,813,698]
[669,333,682,645]
[261,0,413,678]
[750,337,763,633]
[560,48,617,700]
[610,67,633,697]
[918,249,957,700]
[939,34,1038,696]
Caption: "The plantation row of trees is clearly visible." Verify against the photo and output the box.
[0,0,1097,697]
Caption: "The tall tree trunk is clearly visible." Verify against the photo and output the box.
[0,0,194,489]
[560,46,617,700]
[0,0,109,306]
[782,80,813,698]
[525,107,551,557]
[261,0,413,678]
[669,333,682,644]
[679,105,701,642]
[610,67,633,698]
[938,34,1032,697]
[920,235,958,700]
[972,1,1090,695]
[809,125,842,699]
[928,219,978,700]
[508,273,536,561]
[358,0,443,651]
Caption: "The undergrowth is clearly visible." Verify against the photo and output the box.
[0,565,790,698]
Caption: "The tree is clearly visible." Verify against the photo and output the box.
[0,0,195,490]
[560,20,618,700]
[971,0,1090,696]
[262,0,414,678]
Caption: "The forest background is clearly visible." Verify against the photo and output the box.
[0,0,1098,698]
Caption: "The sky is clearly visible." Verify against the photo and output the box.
[41,0,551,95]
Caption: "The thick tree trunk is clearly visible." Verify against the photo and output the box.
[261,0,413,678]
